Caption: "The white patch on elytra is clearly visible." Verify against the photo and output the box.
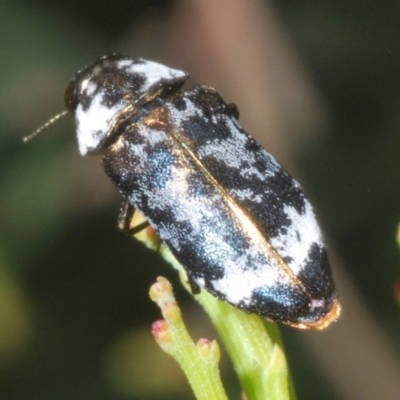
[157,223,183,251]
[186,98,205,119]
[196,277,205,288]
[169,97,205,121]
[145,129,168,147]
[209,243,289,306]
[230,188,263,203]
[147,164,219,235]
[75,92,123,156]
[193,115,280,181]
[126,141,149,171]
[269,202,323,275]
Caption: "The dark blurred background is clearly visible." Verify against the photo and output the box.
[1,0,400,399]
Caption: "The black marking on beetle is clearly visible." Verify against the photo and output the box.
[35,55,340,329]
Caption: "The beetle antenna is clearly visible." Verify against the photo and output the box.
[23,110,68,143]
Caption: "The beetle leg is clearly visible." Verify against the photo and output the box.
[187,274,201,295]
[117,200,150,235]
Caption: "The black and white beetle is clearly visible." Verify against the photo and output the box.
[26,55,340,329]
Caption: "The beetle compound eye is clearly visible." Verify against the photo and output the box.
[64,79,77,113]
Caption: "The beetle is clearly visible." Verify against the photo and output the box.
[26,55,340,329]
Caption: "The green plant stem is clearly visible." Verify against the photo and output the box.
[150,277,228,400]
[161,246,297,400]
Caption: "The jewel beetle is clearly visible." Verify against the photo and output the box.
[26,55,340,329]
